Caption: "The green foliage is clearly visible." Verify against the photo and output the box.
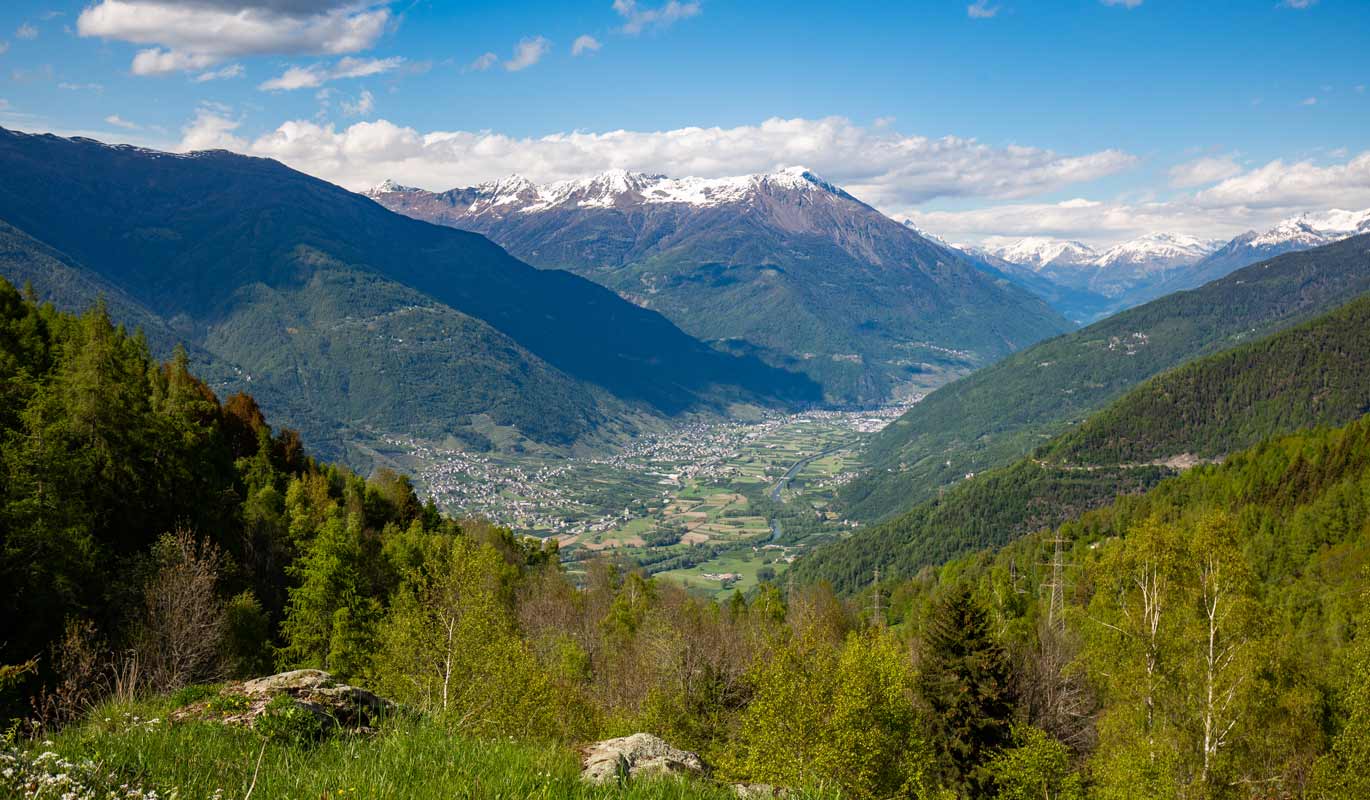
[206,693,250,716]
[371,536,555,738]
[169,684,217,710]
[987,725,1083,800]
[733,628,937,799]
[1309,612,1370,799]
[255,694,327,747]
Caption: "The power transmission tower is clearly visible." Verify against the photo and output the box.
[1040,535,1072,633]
[869,567,885,628]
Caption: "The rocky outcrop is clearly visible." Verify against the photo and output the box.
[171,669,395,733]
[580,733,707,784]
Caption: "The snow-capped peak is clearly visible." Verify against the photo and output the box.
[456,166,850,214]
[981,237,1100,270]
[1091,232,1221,271]
[1248,208,1370,248]
[367,178,419,195]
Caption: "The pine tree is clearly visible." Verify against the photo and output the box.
[917,582,1015,796]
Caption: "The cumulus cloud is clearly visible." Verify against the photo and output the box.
[613,0,701,35]
[259,55,403,90]
[909,149,1370,246]
[181,115,1135,214]
[504,36,549,71]
[340,89,374,116]
[1101,0,1144,6]
[1168,154,1242,188]
[194,63,245,82]
[1194,151,1370,210]
[16,23,38,40]
[967,1,999,19]
[179,107,247,150]
[572,34,601,55]
[1300,96,1318,106]
[104,114,141,130]
[78,0,391,75]
[1281,0,1317,7]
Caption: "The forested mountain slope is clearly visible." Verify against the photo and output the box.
[797,291,1370,593]
[875,413,1370,797]
[842,233,1370,523]
[0,129,816,462]
[369,170,1072,403]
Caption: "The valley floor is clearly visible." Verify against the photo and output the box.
[385,406,911,599]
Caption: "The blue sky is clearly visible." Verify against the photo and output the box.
[2,0,1368,245]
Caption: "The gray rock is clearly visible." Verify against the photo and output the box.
[580,733,706,784]
[174,670,395,733]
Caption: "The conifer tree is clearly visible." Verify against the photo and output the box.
[917,582,1015,796]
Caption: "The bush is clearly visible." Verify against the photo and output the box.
[255,694,326,746]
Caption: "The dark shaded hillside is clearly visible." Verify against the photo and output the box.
[1042,293,1370,466]
[798,290,1370,593]
[0,129,818,421]
[842,234,1370,523]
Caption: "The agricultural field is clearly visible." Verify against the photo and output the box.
[396,406,910,597]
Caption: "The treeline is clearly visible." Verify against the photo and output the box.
[797,291,1370,594]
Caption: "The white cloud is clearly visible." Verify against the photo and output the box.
[465,52,496,72]
[1194,151,1370,210]
[340,89,374,116]
[178,106,247,151]
[1300,96,1318,106]
[78,0,391,75]
[504,36,549,71]
[259,55,403,90]
[572,34,601,56]
[0,99,9,111]
[613,0,701,35]
[104,114,141,130]
[909,149,1370,246]
[1168,154,1242,188]
[194,115,1135,215]
[16,23,38,40]
[1101,0,1143,7]
[967,1,999,19]
[0,41,8,55]
[131,48,218,75]
[1281,0,1317,8]
[59,81,105,91]
[194,63,245,82]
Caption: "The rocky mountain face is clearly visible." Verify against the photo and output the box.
[367,168,1074,404]
[0,128,817,465]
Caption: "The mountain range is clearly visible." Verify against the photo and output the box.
[957,208,1370,320]
[840,232,1370,524]
[0,128,819,465]
[366,168,1074,404]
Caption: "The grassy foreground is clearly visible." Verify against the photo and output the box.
[2,699,760,800]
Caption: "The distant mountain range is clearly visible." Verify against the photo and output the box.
[367,168,1074,404]
[0,128,818,466]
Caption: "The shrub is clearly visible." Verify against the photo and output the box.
[255,694,326,746]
